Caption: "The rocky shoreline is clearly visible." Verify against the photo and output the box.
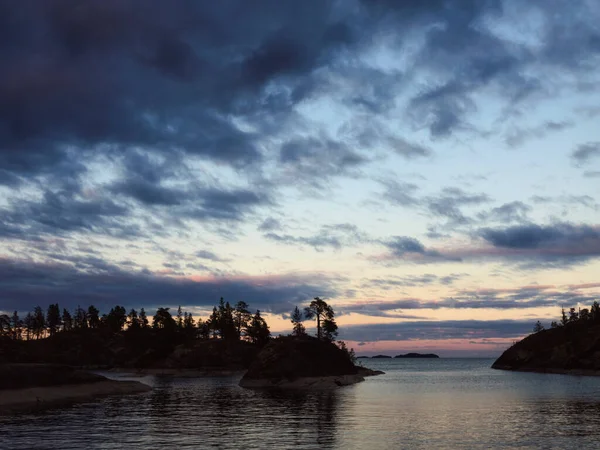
[0,364,151,414]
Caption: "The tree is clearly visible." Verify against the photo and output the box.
[533,321,545,333]
[47,304,61,336]
[0,314,11,337]
[197,318,210,340]
[550,321,559,329]
[128,308,140,330]
[139,308,149,329]
[580,308,590,321]
[62,308,73,332]
[11,311,21,340]
[233,301,251,339]
[207,298,236,340]
[591,301,600,322]
[153,307,176,330]
[33,306,46,339]
[568,307,579,323]
[176,306,184,329]
[560,308,568,327]
[88,305,100,329]
[246,310,270,346]
[73,305,88,329]
[304,297,337,341]
[290,306,306,337]
[23,312,34,340]
[102,306,127,332]
[336,341,356,364]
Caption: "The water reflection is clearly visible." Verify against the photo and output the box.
[4,361,600,449]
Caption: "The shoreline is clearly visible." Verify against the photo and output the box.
[106,367,246,377]
[0,380,151,415]
[492,365,600,377]
[239,373,366,389]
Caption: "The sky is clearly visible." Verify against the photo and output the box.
[1,0,599,357]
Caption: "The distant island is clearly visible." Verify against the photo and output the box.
[395,353,439,358]
[493,302,600,376]
[357,353,440,359]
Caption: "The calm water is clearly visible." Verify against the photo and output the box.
[3,359,600,449]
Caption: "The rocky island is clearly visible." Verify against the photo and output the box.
[239,336,383,389]
[395,353,439,358]
[0,364,151,414]
[493,304,600,375]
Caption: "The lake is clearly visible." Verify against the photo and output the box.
[3,358,600,449]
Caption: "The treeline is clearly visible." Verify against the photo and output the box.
[0,298,270,345]
[533,301,600,332]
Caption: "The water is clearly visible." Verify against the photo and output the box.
[3,359,600,449]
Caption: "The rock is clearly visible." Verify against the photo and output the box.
[394,353,440,358]
[0,364,151,414]
[239,336,365,389]
[492,323,600,375]
[356,366,385,377]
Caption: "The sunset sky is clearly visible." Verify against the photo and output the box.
[1,0,599,356]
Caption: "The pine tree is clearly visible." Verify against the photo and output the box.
[62,308,73,332]
[46,304,61,336]
[290,306,306,337]
[176,306,183,329]
[533,321,544,333]
[139,308,149,329]
[88,305,100,329]
[128,308,140,330]
[246,310,270,346]
[233,301,251,339]
[304,297,337,341]
[33,306,46,339]
[11,311,21,340]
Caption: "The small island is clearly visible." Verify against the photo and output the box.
[239,298,384,389]
[493,302,600,376]
[371,354,392,359]
[395,353,439,358]
[0,364,150,414]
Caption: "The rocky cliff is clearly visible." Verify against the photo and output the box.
[492,323,600,375]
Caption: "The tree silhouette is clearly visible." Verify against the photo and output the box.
[88,305,100,328]
[128,308,140,330]
[290,306,306,337]
[304,297,337,341]
[74,305,88,329]
[533,321,545,333]
[246,310,270,345]
[139,308,149,329]
[233,301,251,339]
[11,311,21,340]
[153,307,176,330]
[62,308,73,332]
[105,306,127,332]
[46,304,61,336]
[33,306,45,339]
[176,305,184,329]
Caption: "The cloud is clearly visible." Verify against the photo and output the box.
[477,201,532,224]
[378,236,461,264]
[0,257,338,315]
[572,142,600,166]
[339,320,534,343]
[265,223,370,251]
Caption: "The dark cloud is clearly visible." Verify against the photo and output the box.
[0,257,338,315]
[479,223,600,251]
[339,320,533,343]
[380,236,461,263]
[195,250,225,262]
[572,142,600,166]
[258,217,282,232]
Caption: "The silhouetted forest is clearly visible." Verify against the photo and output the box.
[0,296,356,368]
[0,298,270,344]
[532,301,600,333]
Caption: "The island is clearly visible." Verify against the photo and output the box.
[0,364,151,414]
[371,354,392,359]
[492,304,600,376]
[395,353,439,358]
[239,336,384,389]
